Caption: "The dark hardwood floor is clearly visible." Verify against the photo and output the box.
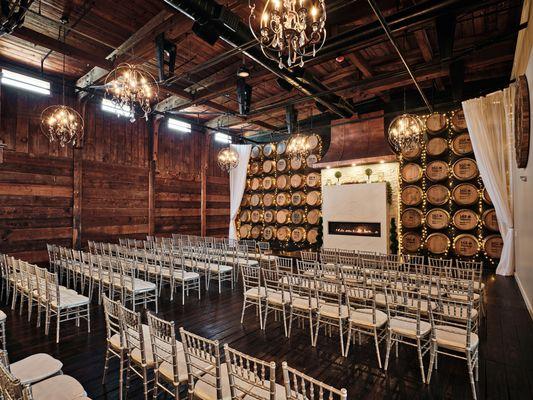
[2,271,532,400]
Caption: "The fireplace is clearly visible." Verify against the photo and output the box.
[328,221,381,237]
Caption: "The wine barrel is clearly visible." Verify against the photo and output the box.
[426,208,450,230]
[306,172,321,188]
[241,194,251,207]
[291,209,306,225]
[251,146,261,159]
[291,227,306,243]
[402,208,424,228]
[239,224,252,239]
[239,210,251,223]
[402,232,422,253]
[276,174,289,189]
[451,109,468,132]
[250,162,260,175]
[426,112,447,134]
[275,192,290,207]
[290,174,305,189]
[251,225,262,239]
[453,209,479,231]
[453,234,479,257]
[306,191,321,206]
[483,234,503,258]
[251,210,262,223]
[451,133,473,155]
[401,185,424,206]
[306,134,321,150]
[276,158,288,172]
[452,183,479,206]
[276,209,290,224]
[307,228,319,244]
[426,160,449,182]
[263,143,276,158]
[264,210,276,224]
[276,226,291,241]
[250,194,261,207]
[263,226,277,241]
[452,158,478,181]
[482,188,492,205]
[263,176,274,191]
[277,141,287,155]
[306,154,320,168]
[427,184,450,206]
[426,137,448,157]
[426,233,450,254]
[401,163,423,183]
[401,142,422,160]
[290,157,303,170]
[291,191,306,207]
[482,209,499,231]
[250,177,261,191]
[263,193,274,207]
[262,160,274,174]
[307,209,321,225]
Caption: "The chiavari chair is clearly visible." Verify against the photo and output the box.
[300,250,318,262]
[427,282,479,399]
[206,245,233,294]
[296,259,320,278]
[313,278,348,354]
[261,267,289,336]
[0,349,63,387]
[224,344,284,400]
[240,265,265,329]
[274,256,293,275]
[147,313,188,399]
[456,259,485,315]
[281,362,347,400]
[118,259,158,312]
[284,272,317,344]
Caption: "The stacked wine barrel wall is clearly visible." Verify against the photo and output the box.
[237,135,324,251]
[399,109,503,264]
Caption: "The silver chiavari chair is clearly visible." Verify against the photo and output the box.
[282,362,347,400]
[240,265,265,329]
[300,250,318,262]
[296,259,320,278]
[456,259,485,315]
[275,256,293,275]
[261,267,289,336]
[284,272,317,344]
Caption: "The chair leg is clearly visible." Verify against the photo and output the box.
[384,330,392,371]
[240,298,247,324]
[263,302,269,331]
[313,315,320,347]
[142,367,149,400]
[344,324,352,357]
[416,338,426,383]
[373,328,382,368]
[281,306,288,337]
[56,310,61,343]
[102,348,110,385]
[427,341,436,383]
[466,352,477,400]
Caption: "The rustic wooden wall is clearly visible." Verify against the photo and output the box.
[0,87,229,263]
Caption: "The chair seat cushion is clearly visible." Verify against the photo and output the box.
[266,290,291,305]
[244,287,268,299]
[435,324,479,351]
[389,317,431,338]
[317,304,349,319]
[440,305,479,321]
[209,264,233,273]
[0,310,6,322]
[129,325,185,368]
[291,297,319,310]
[52,293,89,308]
[30,374,86,400]
[10,353,63,385]
[349,308,387,328]
[157,349,188,385]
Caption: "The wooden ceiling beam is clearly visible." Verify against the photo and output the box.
[346,52,373,78]
[12,27,114,70]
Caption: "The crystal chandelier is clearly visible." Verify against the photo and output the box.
[287,134,310,159]
[387,114,424,153]
[41,105,84,147]
[217,147,239,172]
[249,0,327,69]
[105,63,158,122]
[40,27,84,147]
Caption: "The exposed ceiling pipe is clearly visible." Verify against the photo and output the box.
[162,0,356,119]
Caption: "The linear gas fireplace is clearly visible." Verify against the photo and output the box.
[328,221,381,237]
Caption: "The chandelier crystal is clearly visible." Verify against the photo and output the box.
[105,63,158,122]
[287,134,310,159]
[249,0,327,69]
[41,105,84,147]
[217,147,239,172]
[387,114,424,153]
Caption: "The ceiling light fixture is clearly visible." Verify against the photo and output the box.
[237,64,250,78]
[217,147,239,172]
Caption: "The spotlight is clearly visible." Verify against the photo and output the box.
[237,65,250,78]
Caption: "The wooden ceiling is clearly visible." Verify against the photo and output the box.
[0,0,524,136]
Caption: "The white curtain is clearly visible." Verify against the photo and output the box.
[229,144,252,240]
[462,86,516,275]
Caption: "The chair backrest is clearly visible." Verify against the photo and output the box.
[404,254,425,266]
[120,303,148,365]
[44,270,60,307]
[147,313,182,385]
[296,259,319,277]
[241,265,261,292]
[456,259,483,282]
[338,254,357,268]
[275,256,293,274]
[102,295,125,347]
[428,257,452,270]
[0,354,25,400]
[282,362,347,400]
[315,279,343,314]
[257,241,270,254]
[262,268,281,293]
[301,251,318,262]
[320,253,338,265]
[223,344,277,400]
[283,272,316,305]
[383,284,425,336]
[179,328,223,400]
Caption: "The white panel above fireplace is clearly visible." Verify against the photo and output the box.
[321,182,389,253]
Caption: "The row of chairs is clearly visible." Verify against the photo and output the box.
[1,254,90,343]
[102,295,347,400]
[241,260,481,399]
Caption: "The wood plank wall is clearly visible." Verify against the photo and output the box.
[0,86,229,263]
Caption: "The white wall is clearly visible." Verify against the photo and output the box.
[322,183,389,252]
[513,49,533,317]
